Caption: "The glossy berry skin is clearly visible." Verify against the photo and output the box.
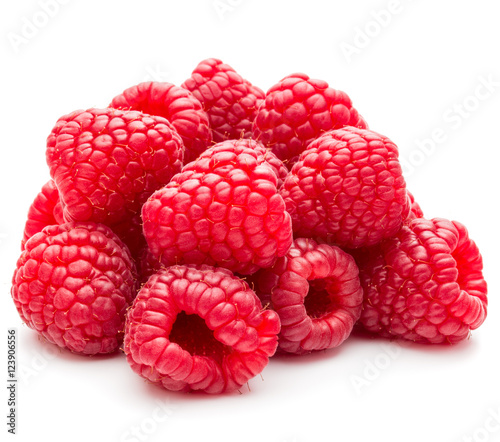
[253,73,367,165]
[249,238,363,354]
[182,58,265,143]
[142,140,293,275]
[357,218,488,344]
[280,126,409,249]
[22,180,64,250]
[124,264,280,394]
[189,138,288,189]
[46,108,184,228]
[110,81,212,164]
[11,222,137,355]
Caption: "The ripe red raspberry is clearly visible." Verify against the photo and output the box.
[46,108,183,228]
[124,264,280,394]
[357,218,487,344]
[280,126,409,249]
[142,140,293,275]
[252,73,367,165]
[249,238,363,354]
[138,138,288,279]
[181,58,265,143]
[11,222,137,355]
[22,180,64,250]
[110,82,212,164]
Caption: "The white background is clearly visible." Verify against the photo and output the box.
[1,1,499,441]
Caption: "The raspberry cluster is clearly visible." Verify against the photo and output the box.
[11,58,488,394]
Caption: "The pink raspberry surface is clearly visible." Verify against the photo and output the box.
[357,218,488,344]
[181,58,265,143]
[142,140,293,275]
[124,264,280,394]
[189,138,288,188]
[280,126,409,249]
[46,108,184,228]
[110,81,212,164]
[22,179,64,250]
[11,222,137,355]
[252,73,367,165]
[407,190,424,221]
[249,238,363,354]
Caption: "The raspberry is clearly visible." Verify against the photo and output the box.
[46,108,184,228]
[138,139,287,271]
[249,238,363,354]
[357,218,488,344]
[110,82,212,164]
[181,58,265,143]
[11,222,137,355]
[252,73,367,165]
[123,264,280,394]
[280,126,409,249]
[22,180,64,250]
[142,140,293,275]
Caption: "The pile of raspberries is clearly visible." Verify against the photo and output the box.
[11,58,488,394]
